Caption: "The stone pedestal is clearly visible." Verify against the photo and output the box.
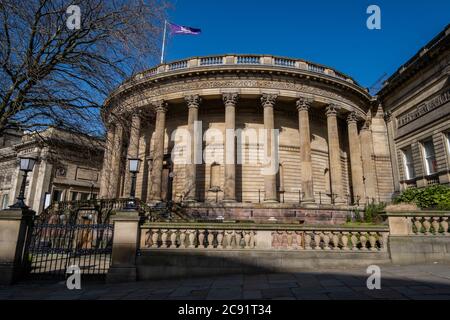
[0,208,35,285]
[107,210,141,283]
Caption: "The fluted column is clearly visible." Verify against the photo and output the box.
[223,93,239,202]
[360,119,378,202]
[347,112,366,203]
[261,93,278,203]
[296,98,315,204]
[110,123,124,199]
[184,95,201,202]
[149,101,167,201]
[326,104,345,204]
[100,124,115,199]
[124,112,142,196]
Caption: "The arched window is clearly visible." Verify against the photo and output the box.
[210,162,220,190]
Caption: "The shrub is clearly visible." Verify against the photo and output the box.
[364,203,386,223]
[393,185,450,210]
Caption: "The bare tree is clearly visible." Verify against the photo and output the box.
[0,0,168,137]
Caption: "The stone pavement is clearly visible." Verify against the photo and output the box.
[1,263,450,300]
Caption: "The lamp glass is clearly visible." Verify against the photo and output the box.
[20,157,36,171]
[128,158,141,173]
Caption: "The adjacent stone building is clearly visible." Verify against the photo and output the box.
[379,24,450,194]
[0,128,104,213]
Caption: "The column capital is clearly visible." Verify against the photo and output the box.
[185,94,202,109]
[261,93,278,108]
[223,92,239,107]
[325,103,340,117]
[346,112,358,124]
[153,100,168,113]
[296,97,313,112]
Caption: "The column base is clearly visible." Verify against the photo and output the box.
[106,266,137,283]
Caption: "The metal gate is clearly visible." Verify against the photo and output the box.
[27,206,114,279]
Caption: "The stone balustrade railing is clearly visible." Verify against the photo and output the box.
[387,211,450,236]
[140,224,389,252]
[128,54,357,86]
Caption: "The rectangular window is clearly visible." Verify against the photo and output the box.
[402,147,415,180]
[446,132,450,158]
[80,193,89,201]
[422,140,437,175]
[71,192,79,201]
[1,194,9,209]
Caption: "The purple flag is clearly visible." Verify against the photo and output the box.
[168,22,201,35]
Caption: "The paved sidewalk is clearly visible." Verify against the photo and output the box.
[1,263,450,300]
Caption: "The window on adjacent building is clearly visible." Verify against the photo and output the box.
[422,140,437,175]
[1,194,9,209]
[80,193,89,201]
[402,147,415,180]
[446,132,450,158]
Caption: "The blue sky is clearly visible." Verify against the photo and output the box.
[163,0,450,90]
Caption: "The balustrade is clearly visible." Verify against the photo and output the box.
[387,212,450,236]
[121,55,355,85]
[141,225,388,251]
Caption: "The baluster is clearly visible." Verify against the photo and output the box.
[250,231,256,248]
[323,232,331,250]
[235,231,243,249]
[295,231,303,250]
[207,231,215,249]
[244,231,251,249]
[225,231,234,249]
[368,232,377,251]
[414,217,423,234]
[217,230,224,249]
[145,230,152,248]
[360,232,368,251]
[304,233,312,250]
[271,232,278,248]
[423,217,431,235]
[351,232,359,251]
[332,233,340,250]
[179,229,187,249]
[161,229,169,248]
[441,218,449,235]
[188,229,196,248]
[286,231,293,249]
[170,229,177,248]
[313,232,322,250]
[341,232,349,250]
[432,217,441,235]
[198,230,206,248]
[151,229,159,248]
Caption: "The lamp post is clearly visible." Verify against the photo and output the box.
[125,158,141,210]
[10,157,37,209]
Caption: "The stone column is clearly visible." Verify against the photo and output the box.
[184,95,201,202]
[0,208,35,284]
[124,113,142,197]
[110,123,124,199]
[360,119,378,202]
[223,93,239,202]
[106,210,140,283]
[296,97,315,204]
[100,124,115,199]
[326,104,345,204]
[261,93,278,203]
[347,112,365,204]
[149,101,167,201]
[385,111,401,193]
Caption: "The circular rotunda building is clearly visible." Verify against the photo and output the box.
[100,54,394,224]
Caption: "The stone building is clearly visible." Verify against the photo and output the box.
[0,128,104,213]
[379,24,450,194]
[101,54,394,222]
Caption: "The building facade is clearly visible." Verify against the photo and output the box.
[379,25,450,194]
[0,128,104,213]
[101,54,394,221]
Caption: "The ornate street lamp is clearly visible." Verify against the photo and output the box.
[10,157,37,209]
[125,158,142,210]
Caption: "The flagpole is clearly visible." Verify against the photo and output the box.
[161,20,167,64]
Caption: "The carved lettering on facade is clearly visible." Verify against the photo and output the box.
[398,90,450,127]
